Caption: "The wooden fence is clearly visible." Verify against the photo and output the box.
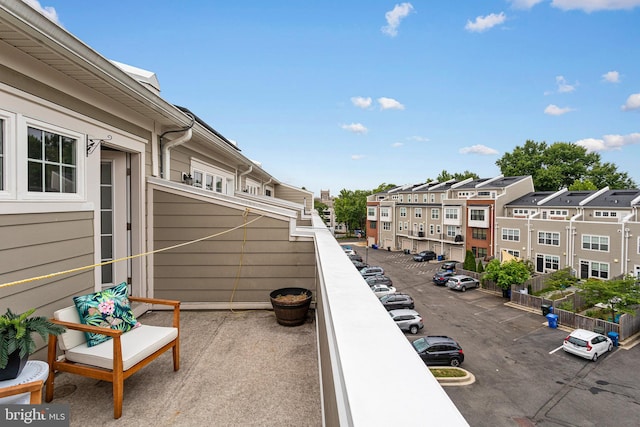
[459,268,640,341]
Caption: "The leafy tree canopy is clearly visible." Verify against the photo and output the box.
[431,170,480,183]
[579,276,640,318]
[495,140,636,191]
[333,189,370,235]
[371,183,397,193]
[483,259,531,290]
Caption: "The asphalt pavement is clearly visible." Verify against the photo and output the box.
[350,242,640,427]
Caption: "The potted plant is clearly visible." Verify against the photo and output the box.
[0,308,66,380]
[269,288,312,326]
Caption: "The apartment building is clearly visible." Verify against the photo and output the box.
[370,175,534,262]
[498,188,640,279]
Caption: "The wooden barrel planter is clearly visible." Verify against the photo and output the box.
[269,287,312,326]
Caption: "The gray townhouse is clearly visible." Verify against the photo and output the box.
[370,175,534,263]
[498,188,640,279]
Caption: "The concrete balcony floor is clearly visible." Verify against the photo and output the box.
[47,309,321,426]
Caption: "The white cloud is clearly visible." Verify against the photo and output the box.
[465,12,507,33]
[351,154,365,160]
[22,0,61,25]
[351,96,372,109]
[341,123,368,134]
[377,97,405,110]
[459,145,499,155]
[621,93,640,111]
[507,0,545,9]
[602,71,620,83]
[575,133,640,152]
[555,75,577,93]
[408,136,430,142]
[544,104,575,115]
[391,142,404,148]
[551,0,640,12]
[381,3,414,37]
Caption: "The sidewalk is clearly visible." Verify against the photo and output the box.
[47,309,321,426]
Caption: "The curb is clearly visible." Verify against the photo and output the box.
[431,367,476,386]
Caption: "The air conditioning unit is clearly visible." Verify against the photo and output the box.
[418,231,425,237]
[454,235,463,242]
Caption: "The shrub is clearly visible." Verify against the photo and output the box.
[463,250,476,272]
[476,260,484,273]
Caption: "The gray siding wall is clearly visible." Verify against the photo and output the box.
[0,211,95,359]
[152,189,315,302]
[274,184,313,212]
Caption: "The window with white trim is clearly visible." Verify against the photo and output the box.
[429,224,434,235]
[368,207,375,217]
[190,158,234,195]
[513,208,529,216]
[594,211,618,218]
[538,231,560,246]
[415,208,422,218]
[398,221,403,231]
[537,254,559,272]
[422,194,427,203]
[470,209,485,221]
[445,208,458,220]
[383,222,391,231]
[399,195,403,202]
[27,126,77,194]
[431,208,439,220]
[582,234,609,252]
[436,225,441,234]
[546,209,568,217]
[414,194,418,202]
[430,194,435,203]
[400,207,407,217]
[419,223,424,232]
[502,228,520,241]
[446,225,456,237]
[404,221,408,231]
[582,260,609,279]
[380,207,390,219]
[506,249,520,258]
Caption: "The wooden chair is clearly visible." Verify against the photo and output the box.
[0,380,44,404]
[46,297,180,419]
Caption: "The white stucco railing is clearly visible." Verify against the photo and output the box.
[310,214,469,426]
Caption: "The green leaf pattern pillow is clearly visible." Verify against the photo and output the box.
[73,282,141,347]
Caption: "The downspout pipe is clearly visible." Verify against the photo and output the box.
[527,211,540,261]
[621,212,634,275]
[159,113,195,179]
[238,165,253,191]
[568,211,582,275]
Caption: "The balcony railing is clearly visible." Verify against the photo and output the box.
[310,214,468,426]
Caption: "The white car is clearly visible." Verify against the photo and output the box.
[370,285,396,297]
[562,329,613,361]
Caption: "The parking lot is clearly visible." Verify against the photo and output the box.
[351,243,640,427]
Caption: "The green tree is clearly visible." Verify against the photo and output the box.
[371,183,397,193]
[476,260,484,273]
[482,259,531,290]
[579,276,640,320]
[432,170,479,183]
[545,268,578,295]
[333,189,370,236]
[495,140,636,190]
[568,179,597,191]
[463,250,476,271]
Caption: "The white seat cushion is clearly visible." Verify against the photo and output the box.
[64,325,178,371]
[54,306,87,351]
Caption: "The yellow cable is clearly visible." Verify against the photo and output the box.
[0,212,264,289]
[229,208,250,312]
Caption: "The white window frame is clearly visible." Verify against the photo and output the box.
[470,209,485,221]
[380,207,390,219]
[415,208,422,218]
[538,231,560,246]
[445,208,458,220]
[436,225,442,234]
[398,221,403,231]
[0,110,15,199]
[506,249,520,258]
[502,228,520,242]
[431,208,439,220]
[429,224,434,235]
[400,207,407,217]
[537,254,560,272]
[191,158,234,195]
[18,117,85,201]
[446,225,456,237]
[582,234,609,252]
[383,222,391,231]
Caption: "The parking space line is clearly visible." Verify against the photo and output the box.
[549,345,563,354]
[498,313,525,323]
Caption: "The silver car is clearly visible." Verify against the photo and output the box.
[389,309,424,334]
[446,275,480,292]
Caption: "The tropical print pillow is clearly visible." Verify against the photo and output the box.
[73,282,141,347]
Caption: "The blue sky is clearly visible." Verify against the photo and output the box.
[27,0,640,196]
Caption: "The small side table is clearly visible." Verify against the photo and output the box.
[0,360,49,404]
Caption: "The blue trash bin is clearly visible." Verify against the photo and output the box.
[607,331,619,347]
[546,313,558,328]
[437,255,443,261]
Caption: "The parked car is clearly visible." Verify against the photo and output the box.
[563,329,613,361]
[342,245,356,256]
[360,266,385,277]
[352,261,369,271]
[413,250,437,262]
[446,275,480,292]
[412,336,465,367]
[440,261,457,272]
[365,275,393,288]
[348,253,363,262]
[389,309,424,334]
[433,271,455,286]
[379,293,414,310]
[371,284,396,297]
